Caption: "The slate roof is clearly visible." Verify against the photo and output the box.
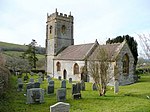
[88,43,122,61]
[55,43,96,60]
[55,41,124,61]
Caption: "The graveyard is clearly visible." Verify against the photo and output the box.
[0,73,150,112]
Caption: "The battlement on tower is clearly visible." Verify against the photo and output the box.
[47,9,73,22]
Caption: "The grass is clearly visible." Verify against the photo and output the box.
[0,41,27,49]
[1,74,150,112]
[3,51,45,59]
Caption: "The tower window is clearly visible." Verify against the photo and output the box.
[61,25,66,34]
[74,63,79,74]
[122,54,129,74]
[56,62,61,71]
[49,26,52,34]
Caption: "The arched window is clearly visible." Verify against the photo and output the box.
[49,26,52,34]
[74,63,79,74]
[56,62,61,71]
[122,54,129,74]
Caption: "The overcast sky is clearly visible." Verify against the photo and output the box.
[0,0,150,56]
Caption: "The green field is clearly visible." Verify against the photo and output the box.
[0,41,27,50]
[3,51,45,59]
[0,74,150,112]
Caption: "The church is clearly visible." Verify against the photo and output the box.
[45,9,135,86]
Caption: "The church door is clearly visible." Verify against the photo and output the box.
[63,69,67,79]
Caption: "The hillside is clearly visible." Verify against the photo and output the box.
[0,41,45,70]
[0,41,45,54]
[0,41,28,52]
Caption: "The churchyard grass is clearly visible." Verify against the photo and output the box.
[0,73,150,112]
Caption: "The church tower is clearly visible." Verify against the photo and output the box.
[46,9,74,75]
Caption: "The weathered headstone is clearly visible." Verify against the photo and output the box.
[34,82,40,88]
[17,78,23,91]
[56,88,66,102]
[50,102,70,112]
[26,88,44,104]
[69,78,72,83]
[29,78,34,83]
[92,83,97,91]
[48,80,54,94]
[114,80,119,94]
[80,80,85,91]
[72,83,81,99]
[61,80,66,88]
[38,77,42,84]
[58,76,61,80]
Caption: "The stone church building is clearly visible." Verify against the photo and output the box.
[46,10,135,86]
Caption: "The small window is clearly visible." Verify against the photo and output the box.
[74,63,79,74]
[123,54,129,74]
[61,25,66,34]
[49,26,52,34]
[56,62,61,71]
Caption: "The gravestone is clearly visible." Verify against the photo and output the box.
[17,78,23,91]
[26,88,44,104]
[26,83,35,91]
[69,78,72,83]
[38,72,43,76]
[34,82,40,88]
[18,78,23,84]
[92,83,97,91]
[61,80,66,88]
[30,72,34,76]
[58,76,61,80]
[48,80,54,94]
[50,102,70,112]
[24,75,29,82]
[80,80,85,91]
[72,83,81,99]
[38,77,42,84]
[41,73,44,81]
[47,76,51,83]
[56,88,66,102]
[29,78,34,83]
[114,80,119,94]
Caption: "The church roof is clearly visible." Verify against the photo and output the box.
[55,43,97,60]
[88,43,122,61]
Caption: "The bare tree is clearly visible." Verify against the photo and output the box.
[138,34,150,60]
[89,47,110,96]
